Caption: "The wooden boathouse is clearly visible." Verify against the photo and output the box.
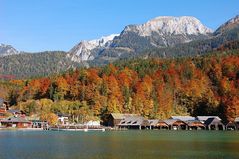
[0,116,32,128]
[148,120,169,130]
[226,121,238,130]
[204,117,225,130]
[106,113,139,127]
[164,119,188,130]
[118,116,149,130]
[187,120,206,130]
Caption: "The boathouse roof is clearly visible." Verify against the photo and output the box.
[226,121,238,127]
[1,116,30,123]
[170,116,195,121]
[164,119,187,125]
[186,120,205,127]
[196,116,221,121]
[204,117,224,126]
[148,119,159,126]
[149,119,169,127]
[7,109,21,114]
[118,116,149,126]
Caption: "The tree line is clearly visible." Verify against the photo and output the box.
[5,50,239,123]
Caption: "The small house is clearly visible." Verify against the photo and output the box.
[148,119,169,130]
[118,116,149,130]
[226,121,238,130]
[0,116,32,128]
[106,113,139,127]
[7,109,26,117]
[84,120,101,128]
[164,119,188,130]
[204,117,225,130]
[187,120,205,130]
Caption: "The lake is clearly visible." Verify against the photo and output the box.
[0,130,239,159]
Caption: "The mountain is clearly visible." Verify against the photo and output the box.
[0,44,19,56]
[214,15,239,35]
[0,15,239,78]
[69,16,212,62]
[67,34,119,62]
[0,51,82,78]
[145,15,239,58]
[123,16,212,36]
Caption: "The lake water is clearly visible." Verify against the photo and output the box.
[0,130,239,159]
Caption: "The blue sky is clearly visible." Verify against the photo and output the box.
[1,0,239,52]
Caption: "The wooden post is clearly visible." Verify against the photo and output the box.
[222,125,225,131]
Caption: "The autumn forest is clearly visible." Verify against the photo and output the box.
[1,49,239,124]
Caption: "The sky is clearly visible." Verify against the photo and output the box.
[0,0,239,52]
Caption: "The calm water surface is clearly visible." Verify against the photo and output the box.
[0,130,239,159]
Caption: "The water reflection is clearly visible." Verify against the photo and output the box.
[0,130,239,159]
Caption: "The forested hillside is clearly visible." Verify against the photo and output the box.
[0,51,82,78]
[4,49,239,123]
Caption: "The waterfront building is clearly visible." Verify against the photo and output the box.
[204,117,225,130]
[186,120,205,130]
[196,116,222,124]
[106,113,139,127]
[0,116,32,128]
[226,121,238,130]
[84,120,101,128]
[118,116,149,130]
[7,109,26,117]
[148,119,169,130]
[164,119,188,130]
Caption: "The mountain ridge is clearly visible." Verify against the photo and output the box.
[0,15,239,78]
[69,16,212,62]
[123,16,212,36]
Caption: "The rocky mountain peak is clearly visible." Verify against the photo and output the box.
[68,34,119,62]
[0,44,19,56]
[123,16,212,36]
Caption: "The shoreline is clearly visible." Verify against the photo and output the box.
[0,127,44,131]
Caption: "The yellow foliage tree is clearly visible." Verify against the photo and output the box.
[40,113,58,125]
